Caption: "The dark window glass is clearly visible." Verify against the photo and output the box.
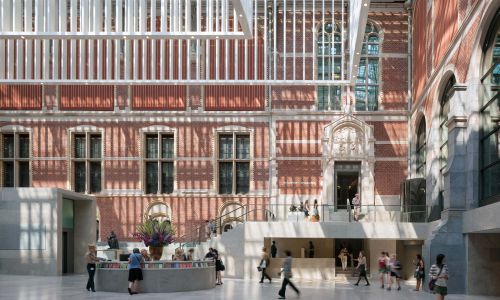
[482,164,500,199]
[236,136,250,159]
[90,135,101,158]
[236,162,250,194]
[3,161,14,187]
[74,135,86,158]
[219,162,233,194]
[19,134,30,158]
[3,134,14,158]
[89,162,101,193]
[219,135,233,159]
[18,161,30,187]
[161,135,174,159]
[416,119,427,177]
[146,135,158,159]
[146,162,158,194]
[74,162,86,192]
[161,162,174,193]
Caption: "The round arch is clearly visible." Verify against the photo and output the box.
[144,201,172,223]
[217,201,245,231]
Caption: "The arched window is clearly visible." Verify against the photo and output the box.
[355,22,380,111]
[146,202,171,222]
[480,11,500,206]
[416,118,426,177]
[438,76,455,212]
[317,22,342,111]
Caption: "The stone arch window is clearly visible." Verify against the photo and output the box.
[145,202,171,223]
[438,76,455,213]
[355,21,380,111]
[480,12,500,206]
[317,22,342,111]
[416,117,426,177]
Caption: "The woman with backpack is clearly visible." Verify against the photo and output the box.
[429,254,449,300]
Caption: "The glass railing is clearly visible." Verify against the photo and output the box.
[268,204,431,223]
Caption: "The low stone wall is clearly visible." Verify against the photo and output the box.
[95,265,216,293]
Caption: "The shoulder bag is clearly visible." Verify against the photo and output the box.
[428,266,443,291]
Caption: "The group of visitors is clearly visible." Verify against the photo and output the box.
[205,248,225,285]
[85,234,448,299]
[377,251,402,291]
[298,199,320,222]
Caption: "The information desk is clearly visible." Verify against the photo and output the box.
[95,261,216,293]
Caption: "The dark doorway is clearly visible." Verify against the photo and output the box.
[337,173,358,209]
[335,239,364,268]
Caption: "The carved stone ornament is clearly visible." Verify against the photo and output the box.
[331,126,364,157]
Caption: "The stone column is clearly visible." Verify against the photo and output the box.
[424,87,468,294]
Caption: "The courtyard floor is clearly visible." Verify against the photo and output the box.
[0,275,498,300]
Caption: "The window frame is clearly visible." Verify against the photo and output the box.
[69,130,104,194]
[355,21,381,112]
[215,130,252,195]
[142,132,176,195]
[479,16,500,206]
[0,131,31,187]
[316,22,342,111]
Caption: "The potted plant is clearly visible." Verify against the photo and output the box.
[133,218,175,260]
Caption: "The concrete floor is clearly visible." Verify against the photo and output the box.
[0,275,498,300]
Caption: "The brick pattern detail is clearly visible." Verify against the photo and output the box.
[381,58,408,110]
[131,85,186,110]
[369,121,407,141]
[374,161,407,195]
[60,85,114,110]
[97,196,269,242]
[0,85,42,110]
[277,160,322,195]
[277,142,322,157]
[205,86,265,111]
[433,0,459,67]
[375,144,408,157]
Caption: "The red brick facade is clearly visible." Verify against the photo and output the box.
[0,5,410,241]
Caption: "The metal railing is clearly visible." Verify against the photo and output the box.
[269,204,431,223]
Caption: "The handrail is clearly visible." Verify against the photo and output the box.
[177,207,275,247]
[176,204,249,247]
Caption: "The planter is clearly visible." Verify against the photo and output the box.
[149,246,164,260]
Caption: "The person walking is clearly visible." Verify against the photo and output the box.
[259,247,272,283]
[387,254,402,291]
[271,241,278,258]
[312,199,320,221]
[339,247,349,271]
[414,254,425,291]
[128,248,144,295]
[429,254,449,300]
[354,251,370,286]
[378,252,387,289]
[85,244,101,292]
[278,250,300,299]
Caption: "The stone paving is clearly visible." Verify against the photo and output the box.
[0,275,498,300]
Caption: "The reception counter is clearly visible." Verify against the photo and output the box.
[95,261,216,293]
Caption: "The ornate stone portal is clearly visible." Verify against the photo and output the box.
[321,114,375,209]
